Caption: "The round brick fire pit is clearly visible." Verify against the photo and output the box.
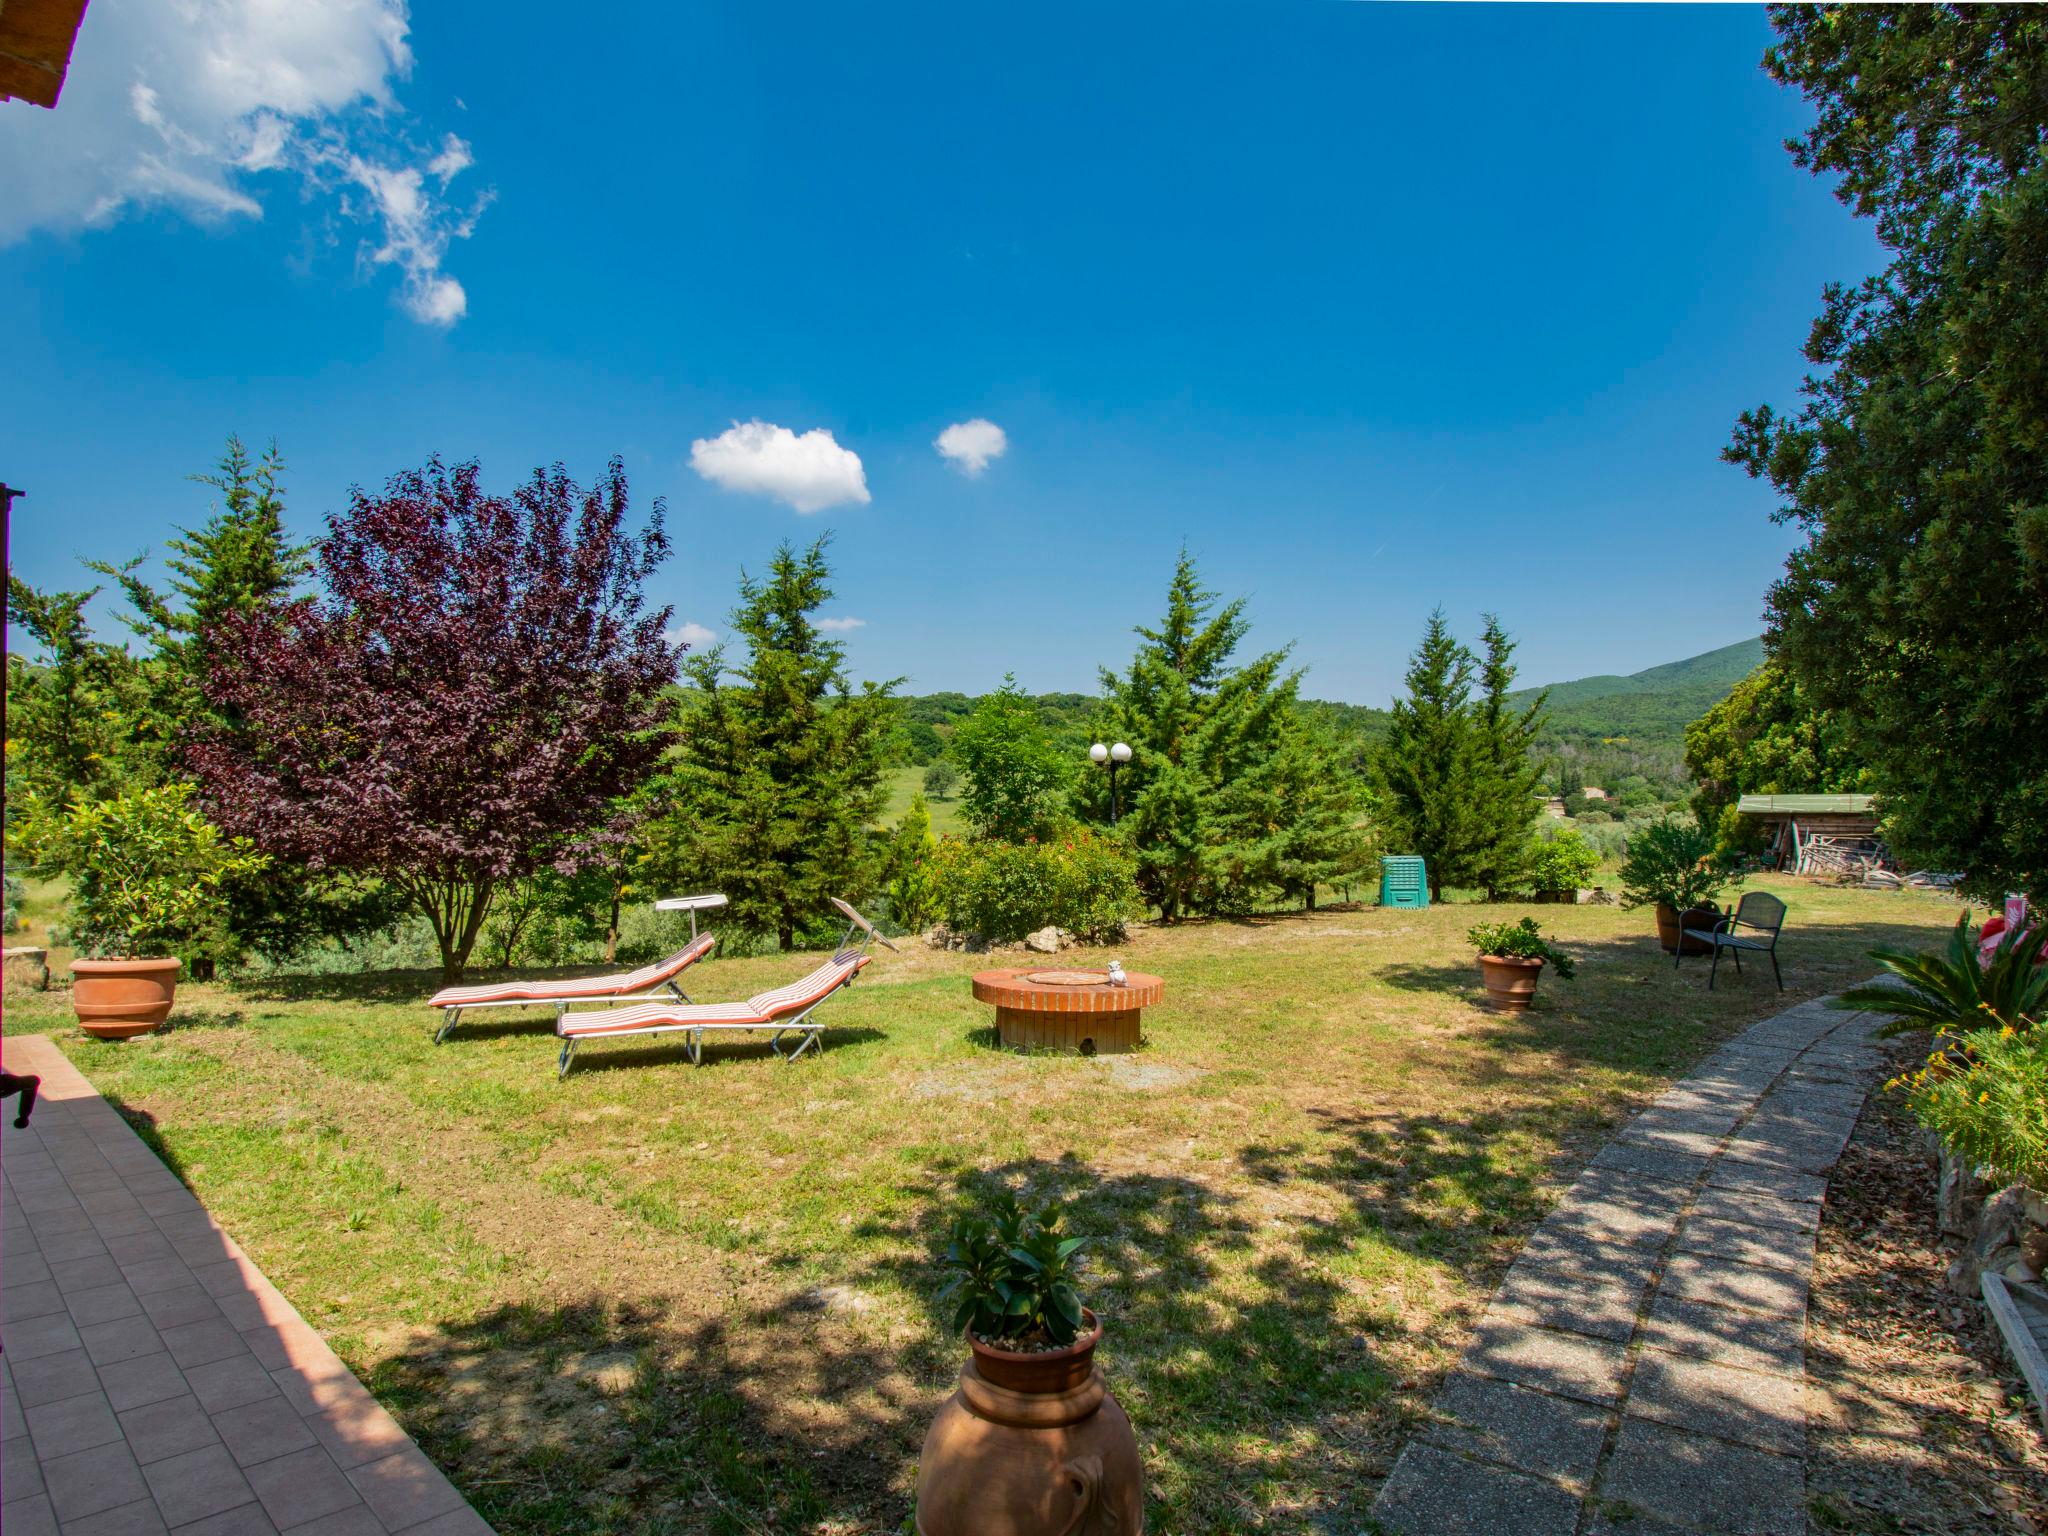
[970,967,1165,1055]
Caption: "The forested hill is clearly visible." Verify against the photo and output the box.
[1514,636,1764,742]
[891,637,1763,808]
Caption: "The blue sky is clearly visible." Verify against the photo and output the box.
[0,2,1881,704]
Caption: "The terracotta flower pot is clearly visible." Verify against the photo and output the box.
[70,957,181,1039]
[1654,903,1720,956]
[1476,954,1543,1011]
[917,1309,1145,1535]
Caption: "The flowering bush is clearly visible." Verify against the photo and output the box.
[926,830,1140,943]
[1888,1024,2048,1191]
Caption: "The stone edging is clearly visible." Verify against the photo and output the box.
[1372,995,1884,1536]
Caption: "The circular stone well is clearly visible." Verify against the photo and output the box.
[969,967,1165,1055]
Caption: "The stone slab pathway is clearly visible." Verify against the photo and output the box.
[2,1033,496,1536]
[1373,994,1885,1536]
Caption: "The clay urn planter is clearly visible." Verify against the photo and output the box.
[1654,903,1721,957]
[1476,954,1544,1011]
[71,957,181,1039]
[917,1310,1145,1536]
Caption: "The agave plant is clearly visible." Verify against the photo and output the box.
[1833,913,2048,1038]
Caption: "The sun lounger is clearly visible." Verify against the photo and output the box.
[552,897,899,1078]
[428,930,717,1042]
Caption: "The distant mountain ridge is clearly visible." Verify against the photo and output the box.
[1513,636,1764,748]
[1520,636,1766,710]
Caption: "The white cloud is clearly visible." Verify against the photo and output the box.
[666,621,716,650]
[0,0,489,327]
[689,420,870,514]
[813,616,866,633]
[934,418,1008,476]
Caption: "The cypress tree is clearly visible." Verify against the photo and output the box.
[1091,550,1339,919]
[92,437,313,758]
[1469,615,1547,900]
[663,536,898,949]
[1379,610,1481,901]
[1264,712,1376,911]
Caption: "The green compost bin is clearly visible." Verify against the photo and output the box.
[1379,855,1429,909]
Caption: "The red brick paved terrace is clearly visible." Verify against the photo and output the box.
[969,967,1164,1055]
[1,1034,495,1536]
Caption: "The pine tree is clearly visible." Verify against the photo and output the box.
[3,580,149,816]
[1090,550,1316,919]
[662,537,898,949]
[1469,615,1547,900]
[91,437,313,757]
[1265,712,1376,911]
[1379,610,1481,901]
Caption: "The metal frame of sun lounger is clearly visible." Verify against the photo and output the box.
[432,915,721,1043]
[553,897,899,1080]
[554,962,862,1079]
[436,971,697,1045]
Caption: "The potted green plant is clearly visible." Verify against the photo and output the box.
[918,1195,1144,1535]
[1618,817,1737,955]
[1467,917,1577,1010]
[21,785,265,1038]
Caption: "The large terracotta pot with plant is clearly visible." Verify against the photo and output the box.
[919,1197,1144,1535]
[1617,818,1737,957]
[1468,918,1577,1011]
[24,785,264,1041]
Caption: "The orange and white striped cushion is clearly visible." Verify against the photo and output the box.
[429,933,716,1008]
[745,955,866,1017]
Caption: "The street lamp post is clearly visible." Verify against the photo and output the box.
[1089,740,1132,826]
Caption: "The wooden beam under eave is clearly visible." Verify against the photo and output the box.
[0,0,92,109]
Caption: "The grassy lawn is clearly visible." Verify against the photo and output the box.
[878,765,966,837]
[5,881,1958,1534]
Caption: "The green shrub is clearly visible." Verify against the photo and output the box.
[1526,829,1601,894]
[2,872,21,935]
[1466,917,1577,979]
[927,829,1140,943]
[1618,817,1738,911]
[883,795,942,933]
[19,783,268,960]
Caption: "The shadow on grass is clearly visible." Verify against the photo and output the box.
[563,1028,887,1077]
[164,1006,249,1033]
[840,1151,1401,1533]
[367,1292,924,1536]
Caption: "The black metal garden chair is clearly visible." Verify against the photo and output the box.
[1678,891,1786,991]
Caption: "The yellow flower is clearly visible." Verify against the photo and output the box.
[1978,1091,1991,1104]
[2000,1025,2016,1038]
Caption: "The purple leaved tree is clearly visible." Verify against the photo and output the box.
[189,457,676,984]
